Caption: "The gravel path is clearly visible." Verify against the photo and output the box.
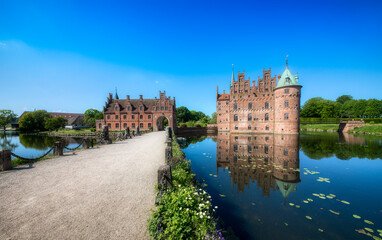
[0,131,166,240]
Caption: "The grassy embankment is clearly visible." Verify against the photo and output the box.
[148,136,223,240]
[300,124,339,132]
[350,124,382,134]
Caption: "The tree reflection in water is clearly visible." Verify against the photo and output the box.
[0,132,19,151]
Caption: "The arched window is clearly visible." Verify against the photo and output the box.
[140,123,144,128]
[248,103,252,109]
[234,104,237,110]
[284,101,289,108]
[248,113,252,121]
[123,123,127,128]
[107,123,111,128]
[116,123,119,129]
[234,114,238,121]
[99,123,102,129]
[265,113,269,121]
[116,106,118,111]
[265,102,269,109]
[284,113,289,120]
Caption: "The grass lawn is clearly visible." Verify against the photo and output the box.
[300,124,339,131]
[351,124,382,134]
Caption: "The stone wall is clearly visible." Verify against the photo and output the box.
[340,120,366,133]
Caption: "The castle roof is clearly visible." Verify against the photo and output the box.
[274,66,300,89]
[105,98,175,113]
[275,179,297,200]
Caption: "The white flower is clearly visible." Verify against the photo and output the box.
[208,216,210,219]
[178,185,181,187]
[215,206,218,209]
[203,212,206,215]
[186,208,189,211]
[180,207,182,210]
[200,215,203,218]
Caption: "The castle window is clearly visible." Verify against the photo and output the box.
[140,115,143,119]
[128,106,130,111]
[132,123,135,128]
[123,123,127,128]
[264,157,269,165]
[265,146,269,154]
[161,107,164,110]
[248,137,252,141]
[156,107,159,111]
[218,102,221,105]
[284,113,289,120]
[284,149,289,156]
[235,125,238,130]
[245,90,248,93]
[234,114,238,121]
[285,101,289,107]
[266,126,269,130]
[107,123,111,128]
[233,156,237,162]
[265,88,268,91]
[132,115,135,119]
[115,115,118,119]
[218,108,221,111]
[248,103,252,109]
[123,115,127,119]
[265,102,269,109]
[99,123,102,129]
[248,145,252,153]
[165,107,168,110]
[116,107,118,111]
[234,145,238,152]
[148,115,151,119]
[265,136,269,142]
[248,114,252,121]
[116,123,119,129]
[235,136,238,141]
[284,89,290,94]
[140,123,143,128]
[234,104,237,110]
[283,175,288,180]
[140,106,143,111]
[254,127,257,130]
[248,125,251,130]
[148,123,152,128]
[284,161,288,168]
[226,102,229,105]
[107,115,110,119]
[265,113,269,121]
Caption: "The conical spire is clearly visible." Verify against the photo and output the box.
[286,54,289,68]
[115,87,119,99]
[274,57,300,89]
[230,64,234,89]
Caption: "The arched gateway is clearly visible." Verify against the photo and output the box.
[96,91,177,132]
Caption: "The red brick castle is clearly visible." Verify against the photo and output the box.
[216,60,302,134]
[96,91,176,131]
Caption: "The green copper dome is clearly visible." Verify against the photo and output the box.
[275,66,300,89]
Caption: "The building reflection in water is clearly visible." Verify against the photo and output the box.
[215,132,300,201]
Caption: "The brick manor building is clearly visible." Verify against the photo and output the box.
[216,61,302,134]
[96,91,176,131]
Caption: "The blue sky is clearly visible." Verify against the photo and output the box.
[0,0,381,116]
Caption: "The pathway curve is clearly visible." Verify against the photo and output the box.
[0,131,166,240]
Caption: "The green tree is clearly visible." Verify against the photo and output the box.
[353,99,367,117]
[84,109,103,128]
[300,97,324,117]
[177,106,191,123]
[336,95,353,104]
[364,99,382,118]
[320,100,337,118]
[342,100,357,118]
[209,112,217,124]
[0,110,17,132]
[45,117,67,131]
[19,110,51,132]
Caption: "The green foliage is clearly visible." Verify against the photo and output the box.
[84,109,103,128]
[301,95,382,118]
[19,110,51,132]
[176,106,211,124]
[177,106,192,123]
[148,137,221,240]
[209,112,217,124]
[336,95,353,104]
[0,110,17,132]
[45,117,67,131]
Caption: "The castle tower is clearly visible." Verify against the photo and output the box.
[273,59,302,134]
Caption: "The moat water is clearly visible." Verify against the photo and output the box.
[0,131,84,160]
[179,132,382,240]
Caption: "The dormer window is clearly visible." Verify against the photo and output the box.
[140,106,143,111]
[127,106,130,111]
[115,106,118,111]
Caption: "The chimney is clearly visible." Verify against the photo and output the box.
[140,95,143,100]
[126,95,130,100]
[223,90,225,94]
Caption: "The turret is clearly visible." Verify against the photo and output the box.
[273,58,302,134]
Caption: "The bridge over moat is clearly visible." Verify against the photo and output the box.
[0,131,166,240]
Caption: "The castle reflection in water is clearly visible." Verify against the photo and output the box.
[215,132,300,200]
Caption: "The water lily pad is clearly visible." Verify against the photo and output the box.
[353,214,361,219]
[251,203,255,205]
[289,203,295,206]
[308,198,313,202]
[341,200,350,205]
[213,175,217,177]
[295,205,300,208]
[365,220,374,225]
[284,222,288,226]
[219,194,226,197]
[318,228,324,232]
[329,210,340,215]
[209,174,213,176]
[312,193,319,197]
[306,216,312,220]
[365,228,374,233]
[378,230,382,233]
[303,200,309,203]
